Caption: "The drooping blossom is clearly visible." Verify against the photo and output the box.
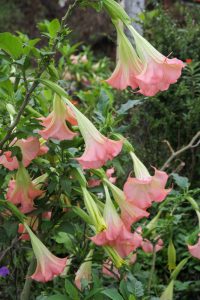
[6,163,43,213]
[65,100,123,169]
[141,238,163,253]
[75,250,93,290]
[188,234,200,260]
[106,20,184,96]
[127,25,185,96]
[0,266,10,277]
[38,95,77,141]
[104,178,149,229]
[24,223,67,282]
[0,137,40,170]
[106,21,142,90]
[88,167,117,188]
[124,152,171,210]
[91,186,142,257]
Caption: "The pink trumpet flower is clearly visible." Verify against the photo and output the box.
[106,21,184,96]
[0,137,40,170]
[104,178,149,229]
[106,22,142,90]
[75,250,93,290]
[124,152,171,210]
[6,163,43,213]
[188,234,200,260]
[65,100,123,169]
[24,224,67,282]
[128,25,185,96]
[91,186,142,257]
[38,95,77,141]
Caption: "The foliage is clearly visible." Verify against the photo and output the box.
[0,2,199,300]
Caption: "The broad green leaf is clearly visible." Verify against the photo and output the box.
[48,19,61,38]
[46,294,67,300]
[101,289,124,300]
[65,279,80,300]
[171,173,190,189]
[117,99,143,115]
[0,33,23,59]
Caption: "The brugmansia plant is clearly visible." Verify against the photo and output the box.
[0,0,199,300]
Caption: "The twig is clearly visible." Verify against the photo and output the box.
[0,236,18,262]
[161,131,200,171]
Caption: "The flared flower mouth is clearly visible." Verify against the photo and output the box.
[38,95,77,141]
[24,224,67,282]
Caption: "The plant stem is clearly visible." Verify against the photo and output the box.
[20,258,36,300]
[147,245,157,296]
[0,0,79,150]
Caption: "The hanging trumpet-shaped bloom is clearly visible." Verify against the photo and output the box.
[38,95,77,141]
[104,178,149,229]
[0,137,40,170]
[24,224,67,282]
[106,18,184,96]
[106,21,142,90]
[127,25,185,96]
[64,99,123,169]
[91,186,142,257]
[6,163,43,213]
[124,152,171,210]
[188,234,200,260]
[75,250,93,290]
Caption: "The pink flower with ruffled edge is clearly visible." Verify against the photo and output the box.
[24,224,67,282]
[0,137,40,170]
[128,25,185,96]
[104,178,149,230]
[65,99,123,169]
[141,238,163,253]
[74,250,93,290]
[106,21,142,90]
[124,152,171,210]
[38,95,77,141]
[188,234,200,260]
[106,20,184,96]
[91,186,142,257]
[6,163,43,213]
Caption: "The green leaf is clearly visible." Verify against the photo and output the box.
[171,173,190,189]
[53,232,74,251]
[101,289,124,300]
[48,19,61,38]
[65,279,80,300]
[0,33,23,59]
[46,294,67,300]
[117,99,143,115]
[85,288,104,300]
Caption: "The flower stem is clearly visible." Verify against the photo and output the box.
[20,258,36,300]
[147,245,157,295]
